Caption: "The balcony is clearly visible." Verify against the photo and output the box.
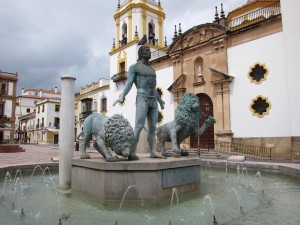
[79,111,93,120]
[0,115,11,122]
[226,2,281,31]
[111,71,127,85]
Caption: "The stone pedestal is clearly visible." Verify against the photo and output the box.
[71,155,201,201]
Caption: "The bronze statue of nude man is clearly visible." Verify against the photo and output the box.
[113,45,165,160]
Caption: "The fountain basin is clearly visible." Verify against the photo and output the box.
[71,155,201,201]
[1,166,300,225]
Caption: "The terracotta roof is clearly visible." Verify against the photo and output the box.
[229,0,279,14]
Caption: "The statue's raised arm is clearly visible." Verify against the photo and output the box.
[113,65,136,106]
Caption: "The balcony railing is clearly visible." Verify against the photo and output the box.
[111,71,127,83]
[226,2,281,31]
[0,116,11,122]
[79,111,93,120]
[204,140,272,160]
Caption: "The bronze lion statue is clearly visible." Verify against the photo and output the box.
[77,113,135,162]
[156,93,216,156]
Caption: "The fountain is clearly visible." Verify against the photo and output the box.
[1,165,300,225]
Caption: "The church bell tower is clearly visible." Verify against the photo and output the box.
[112,0,166,50]
[108,0,166,123]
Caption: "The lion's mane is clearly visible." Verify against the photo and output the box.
[175,93,199,134]
[102,114,134,150]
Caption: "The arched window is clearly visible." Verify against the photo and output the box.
[1,83,6,95]
[121,22,127,45]
[148,22,156,45]
[194,57,204,83]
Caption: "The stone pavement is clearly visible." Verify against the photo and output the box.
[0,144,97,168]
[0,144,300,178]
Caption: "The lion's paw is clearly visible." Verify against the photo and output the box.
[150,151,164,158]
[173,147,182,155]
[206,116,216,126]
[128,153,139,161]
[80,153,90,159]
[161,151,171,157]
[181,150,189,156]
[106,155,119,162]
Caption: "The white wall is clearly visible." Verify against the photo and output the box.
[281,0,300,136]
[4,100,12,117]
[228,32,291,137]
[156,66,174,124]
[8,82,13,96]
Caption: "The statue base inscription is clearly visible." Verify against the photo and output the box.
[71,154,201,201]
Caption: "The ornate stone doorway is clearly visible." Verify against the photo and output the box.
[190,93,214,149]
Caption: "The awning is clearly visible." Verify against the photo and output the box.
[46,128,60,134]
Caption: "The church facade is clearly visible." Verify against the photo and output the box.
[107,0,300,157]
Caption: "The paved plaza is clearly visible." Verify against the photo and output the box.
[0,144,300,178]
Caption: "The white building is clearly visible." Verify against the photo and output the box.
[35,98,61,144]
[75,78,110,137]
[15,88,61,144]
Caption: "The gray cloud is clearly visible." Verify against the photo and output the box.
[0,0,243,94]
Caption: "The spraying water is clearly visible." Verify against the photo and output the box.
[28,165,43,185]
[1,172,12,199]
[205,162,211,177]
[116,184,144,225]
[203,195,217,224]
[169,187,179,225]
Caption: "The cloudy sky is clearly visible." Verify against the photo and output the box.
[0,0,243,94]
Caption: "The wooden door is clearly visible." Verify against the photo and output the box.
[190,93,214,149]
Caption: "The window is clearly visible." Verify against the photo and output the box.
[250,95,272,118]
[54,117,60,128]
[119,61,125,73]
[26,108,30,113]
[34,100,38,105]
[101,98,107,112]
[248,62,269,84]
[41,117,44,128]
[1,83,6,95]
[121,22,127,46]
[37,106,40,113]
[42,105,44,112]
[0,104,3,118]
[81,98,92,112]
[148,21,156,45]
[55,105,60,112]
[93,99,97,112]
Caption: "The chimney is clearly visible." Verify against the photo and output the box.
[39,89,43,97]
[21,88,24,95]
[55,86,58,93]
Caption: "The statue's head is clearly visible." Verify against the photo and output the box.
[175,93,200,128]
[104,114,134,158]
[138,45,151,61]
[113,141,131,158]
